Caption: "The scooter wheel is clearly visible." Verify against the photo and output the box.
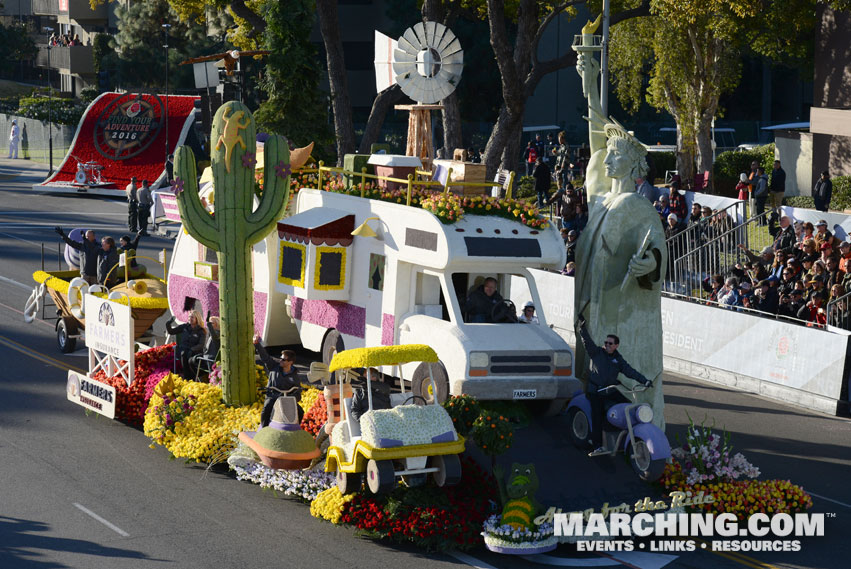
[566,408,593,450]
[629,438,666,482]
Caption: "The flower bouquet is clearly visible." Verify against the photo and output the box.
[482,515,557,555]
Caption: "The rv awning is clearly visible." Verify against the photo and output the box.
[277,208,355,246]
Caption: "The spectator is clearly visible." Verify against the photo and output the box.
[747,160,760,195]
[565,229,578,265]
[636,176,657,203]
[548,184,582,230]
[799,239,818,262]
[772,215,796,255]
[736,173,749,201]
[654,194,671,221]
[793,220,804,245]
[778,266,798,296]
[718,277,741,308]
[752,279,779,314]
[751,167,769,223]
[839,241,851,267]
[561,261,576,276]
[523,141,537,177]
[814,220,836,251]
[826,257,842,288]
[126,176,139,233]
[820,242,837,264]
[191,316,221,375]
[843,260,851,290]
[553,131,570,189]
[167,312,206,377]
[768,250,787,279]
[665,213,683,239]
[668,181,687,222]
[813,171,833,212]
[702,274,725,303]
[828,288,850,329]
[534,133,545,160]
[118,232,143,268]
[807,277,827,303]
[689,202,702,225]
[770,160,786,212]
[797,293,826,326]
[532,156,551,209]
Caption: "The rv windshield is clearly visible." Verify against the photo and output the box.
[452,272,541,324]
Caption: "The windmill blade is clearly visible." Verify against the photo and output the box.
[402,27,421,52]
[393,49,416,63]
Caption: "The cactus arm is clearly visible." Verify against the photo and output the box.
[174,146,220,249]
[245,135,291,243]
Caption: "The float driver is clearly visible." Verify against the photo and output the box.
[576,316,652,457]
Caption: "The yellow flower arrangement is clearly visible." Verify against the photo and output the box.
[310,487,355,524]
[299,387,322,413]
[144,373,262,463]
[32,270,170,309]
[328,344,438,372]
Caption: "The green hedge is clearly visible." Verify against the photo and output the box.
[647,151,676,183]
[16,96,84,125]
[713,144,775,197]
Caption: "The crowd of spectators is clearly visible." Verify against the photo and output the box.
[49,33,86,47]
[695,215,851,328]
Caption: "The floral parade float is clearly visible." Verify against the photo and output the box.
[26,268,169,353]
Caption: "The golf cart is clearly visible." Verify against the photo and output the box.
[324,344,466,495]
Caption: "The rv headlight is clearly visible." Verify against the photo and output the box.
[553,351,572,367]
[636,405,654,424]
[469,352,489,368]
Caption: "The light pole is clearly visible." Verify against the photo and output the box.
[162,23,171,167]
[44,26,54,175]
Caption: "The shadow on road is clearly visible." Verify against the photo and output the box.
[0,515,167,568]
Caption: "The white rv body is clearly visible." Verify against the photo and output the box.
[275,189,580,401]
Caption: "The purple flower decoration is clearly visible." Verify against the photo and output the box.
[173,177,185,195]
[275,160,292,180]
[242,151,257,168]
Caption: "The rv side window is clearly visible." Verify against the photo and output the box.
[279,242,306,287]
[414,271,451,322]
[315,246,347,290]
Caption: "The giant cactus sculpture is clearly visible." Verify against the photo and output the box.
[174,101,291,406]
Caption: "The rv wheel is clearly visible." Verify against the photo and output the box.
[321,330,344,366]
[411,361,449,404]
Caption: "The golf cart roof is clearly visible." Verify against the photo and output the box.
[329,345,438,372]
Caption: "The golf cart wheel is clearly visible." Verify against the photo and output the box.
[320,329,344,366]
[57,318,77,353]
[431,454,462,487]
[336,468,360,494]
[567,408,593,450]
[629,438,666,482]
[366,459,395,495]
[411,361,449,404]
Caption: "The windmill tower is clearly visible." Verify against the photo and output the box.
[375,22,464,170]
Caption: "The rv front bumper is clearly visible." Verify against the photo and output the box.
[452,376,582,401]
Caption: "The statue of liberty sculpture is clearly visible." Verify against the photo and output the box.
[572,23,667,430]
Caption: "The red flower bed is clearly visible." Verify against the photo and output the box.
[339,456,496,551]
[41,93,199,190]
[89,344,174,426]
[300,393,327,436]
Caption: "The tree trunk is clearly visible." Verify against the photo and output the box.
[316,0,355,165]
[358,85,404,154]
[694,115,714,192]
[675,127,695,187]
[441,91,463,155]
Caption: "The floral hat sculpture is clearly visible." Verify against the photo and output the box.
[173,101,292,406]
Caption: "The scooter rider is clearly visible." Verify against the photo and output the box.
[577,316,652,457]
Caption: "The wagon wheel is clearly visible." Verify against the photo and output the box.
[57,317,77,354]
[430,454,461,487]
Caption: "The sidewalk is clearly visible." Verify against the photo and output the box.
[0,157,50,184]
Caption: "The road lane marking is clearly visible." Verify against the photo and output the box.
[807,492,851,509]
[0,300,55,328]
[0,275,33,291]
[0,231,42,246]
[73,503,129,537]
[0,334,86,374]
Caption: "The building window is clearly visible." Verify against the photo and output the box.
[279,242,306,287]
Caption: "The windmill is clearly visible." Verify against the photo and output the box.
[375,22,463,170]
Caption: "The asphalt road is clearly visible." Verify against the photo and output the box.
[1,157,849,569]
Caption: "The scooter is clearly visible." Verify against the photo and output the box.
[566,384,670,481]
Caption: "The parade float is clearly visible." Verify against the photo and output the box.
[34,92,201,197]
